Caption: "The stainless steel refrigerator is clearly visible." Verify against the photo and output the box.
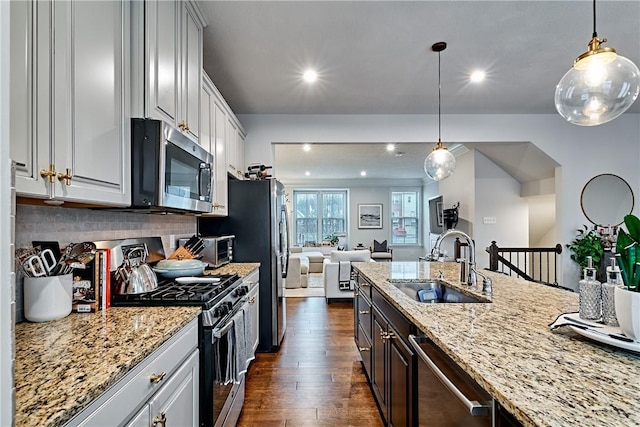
[198,178,289,352]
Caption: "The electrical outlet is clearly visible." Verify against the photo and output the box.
[169,234,176,249]
[483,216,497,225]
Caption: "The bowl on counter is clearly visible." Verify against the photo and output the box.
[153,259,207,279]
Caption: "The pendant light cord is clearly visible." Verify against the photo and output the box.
[438,50,441,142]
[592,0,597,38]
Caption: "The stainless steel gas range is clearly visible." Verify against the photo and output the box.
[112,274,255,427]
[103,238,257,427]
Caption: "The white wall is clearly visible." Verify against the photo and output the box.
[239,113,640,288]
[0,1,13,424]
[529,195,556,246]
[473,150,529,269]
[436,150,475,259]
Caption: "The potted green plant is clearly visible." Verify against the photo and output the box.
[325,234,339,246]
[614,214,640,341]
[566,225,604,270]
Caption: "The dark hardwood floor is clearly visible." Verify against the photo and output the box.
[237,297,384,427]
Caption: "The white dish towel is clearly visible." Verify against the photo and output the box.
[338,261,351,291]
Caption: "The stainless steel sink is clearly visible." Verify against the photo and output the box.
[390,280,488,303]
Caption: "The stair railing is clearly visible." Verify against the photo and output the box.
[486,241,563,287]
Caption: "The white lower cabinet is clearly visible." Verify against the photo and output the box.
[131,351,199,427]
[244,269,260,354]
[66,318,199,427]
[126,405,151,427]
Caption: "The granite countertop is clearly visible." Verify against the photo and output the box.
[14,262,259,427]
[205,262,260,278]
[353,261,640,427]
[15,306,201,427]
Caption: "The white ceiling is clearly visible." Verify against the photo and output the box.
[197,0,639,182]
[272,141,559,183]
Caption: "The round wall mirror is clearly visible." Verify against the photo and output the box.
[580,174,634,227]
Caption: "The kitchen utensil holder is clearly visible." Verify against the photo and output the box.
[23,274,73,322]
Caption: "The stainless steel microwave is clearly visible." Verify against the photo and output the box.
[131,118,214,213]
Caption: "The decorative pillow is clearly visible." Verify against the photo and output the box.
[373,239,388,252]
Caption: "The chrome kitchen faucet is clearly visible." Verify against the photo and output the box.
[432,229,477,287]
[431,229,493,294]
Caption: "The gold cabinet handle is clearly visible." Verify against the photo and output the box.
[249,297,256,304]
[380,331,395,341]
[149,371,166,383]
[178,121,190,132]
[359,347,370,352]
[152,412,166,427]
[358,310,370,315]
[213,203,226,210]
[40,164,56,183]
[57,168,72,186]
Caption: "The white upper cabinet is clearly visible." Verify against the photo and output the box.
[201,70,247,216]
[182,2,202,142]
[138,0,205,143]
[226,118,246,180]
[201,72,229,216]
[10,0,130,206]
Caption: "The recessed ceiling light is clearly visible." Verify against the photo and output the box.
[470,70,486,83]
[303,144,311,152]
[386,144,395,152]
[303,69,317,83]
[360,171,367,177]
[305,171,310,176]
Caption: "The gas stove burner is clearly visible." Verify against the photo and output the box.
[110,273,241,309]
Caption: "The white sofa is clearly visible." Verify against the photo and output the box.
[286,254,309,288]
[286,248,327,288]
[323,250,373,302]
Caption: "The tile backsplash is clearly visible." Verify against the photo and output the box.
[15,204,197,322]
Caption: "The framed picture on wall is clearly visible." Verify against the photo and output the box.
[358,204,383,229]
[429,196,444,234]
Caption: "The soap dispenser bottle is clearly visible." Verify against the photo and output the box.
[601,258,620,326]
[579,256,602,321]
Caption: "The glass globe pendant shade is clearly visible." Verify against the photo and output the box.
[424,142,456,181]
[555,46,640,126]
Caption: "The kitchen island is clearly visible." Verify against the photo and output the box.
[353,261,640,427]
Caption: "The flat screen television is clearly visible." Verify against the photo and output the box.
[428,196,444,235]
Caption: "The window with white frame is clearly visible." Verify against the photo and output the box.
[293,190,347,246]
[391,189,420,245]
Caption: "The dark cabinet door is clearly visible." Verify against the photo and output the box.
[357,292,372,342]
[354,279,374,380]
[388,327,414,427]
[371,307,388,414]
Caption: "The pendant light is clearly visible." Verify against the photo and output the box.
[555,0,640,126]
[424,42,456,181]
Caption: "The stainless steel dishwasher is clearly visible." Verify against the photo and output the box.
[409,335,493,426]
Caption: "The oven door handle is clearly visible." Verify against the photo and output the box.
[212,298,249,339]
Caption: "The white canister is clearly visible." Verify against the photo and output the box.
[614,286,640,342]
[24,274,73,322]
